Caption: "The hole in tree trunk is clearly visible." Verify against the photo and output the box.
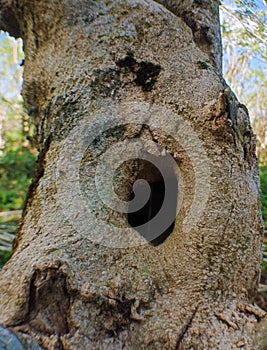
[127,157,178,246]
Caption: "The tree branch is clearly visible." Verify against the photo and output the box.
[0,0,22,38]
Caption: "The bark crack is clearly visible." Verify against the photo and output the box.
[220,203,235,242]
[175,305,199,350]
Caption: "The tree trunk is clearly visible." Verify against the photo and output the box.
[0,0,265,349]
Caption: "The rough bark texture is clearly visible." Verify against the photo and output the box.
[0,0,265,349]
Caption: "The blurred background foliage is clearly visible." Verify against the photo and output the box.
[0,34,36,267]
[0,35,36,213]
[0,1,266,304]
[221,0,267,166]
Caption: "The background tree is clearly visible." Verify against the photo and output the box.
[0,33,36,268]
[0,1,265,349]
[221,0,267,165]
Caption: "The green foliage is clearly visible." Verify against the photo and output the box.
[0,32,36,212]
[0,250,11,269]
[0,32,36,269]
[0,144,35,269]
[221,1,266,98]
[0,147,36,211]
[221,1,267,165]
[0,218,18,269]
[260,166,267,229]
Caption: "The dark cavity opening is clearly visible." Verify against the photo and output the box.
[127,157,178,246]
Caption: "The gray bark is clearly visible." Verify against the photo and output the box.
[0,0,265,349]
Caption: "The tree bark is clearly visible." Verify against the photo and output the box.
[0,0,265,349]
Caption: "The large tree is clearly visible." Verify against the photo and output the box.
[0,0,265,349]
